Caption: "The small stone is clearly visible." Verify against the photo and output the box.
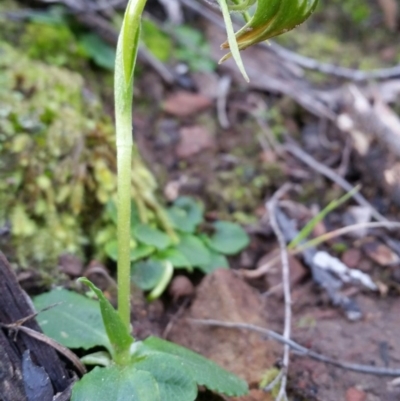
[163,91,212,117]
[58,253,83,277]
[345,387,366,401]
[176,126,215,159]
[168,275,194,302]
[341,249,362,269]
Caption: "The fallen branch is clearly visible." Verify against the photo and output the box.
[268,42,400,82]
[189,319,400,376]
[266,184,293,401]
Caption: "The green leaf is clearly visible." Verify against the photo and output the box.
[288,186,360,249]
[132,224,171,250]
[120,0,145,84]
[217,0,249,81]
[167,196,204,234]
[78,278,133,363]
[141,19,172,62]
[105,240,118,261]
[106,241,153,262]
[176,234,211,266]
[220,0,318,57]
[107,200,140,226]
[131,259,165,290]
[147,261,174,301]
[198,251,229,274]
[80,351,112,367]
[206,221,250,255]
[134,354,197,401]
[71,365,160,401]
[130,244,155,262]
[106,200,118,224]
[33,288,111,353]
[154,248,192,270]
[79,34,116,70]
[134,337,248,396]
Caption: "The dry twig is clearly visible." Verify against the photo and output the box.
[243,220,400,279]
[216,75,232,129]
[189,319,400,376]
[0,321,86,376]
[268,42,400,82]
[266,184,293,401]
[283,141,388,223]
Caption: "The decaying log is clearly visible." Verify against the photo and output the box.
[0,252,73,401]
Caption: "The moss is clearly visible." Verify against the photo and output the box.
[20,22,88,69]
[0,41,117,271]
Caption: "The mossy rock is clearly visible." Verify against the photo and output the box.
[0,41,117,271]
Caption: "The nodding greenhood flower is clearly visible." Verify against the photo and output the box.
[218,0,318,80]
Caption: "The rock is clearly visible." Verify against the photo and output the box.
[168,269,279,385]
[176,126,215,159]
[345,387,367,401]
[58,253,83,277]
[168,275,194,302]
[163,91,212,117]
[341,249,362,269]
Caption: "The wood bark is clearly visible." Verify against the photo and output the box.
[0,252,72,401]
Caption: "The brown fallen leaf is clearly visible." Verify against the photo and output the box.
[361,240,400,266]
[176,125,215,159]
[163,91,212,117]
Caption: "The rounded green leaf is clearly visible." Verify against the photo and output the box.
[131,259,165,290]
[132,224,171,250]
[134,354,197,401]
[135,337,248,397]
[207,221,250,255]
[154,248,192,270]
[106,200,140,226]
[167,197,204,233]
[105,240,118,261]
[71,365,160,401]
[130,244,155,262]
[198,251,229,274]
[176,234,211,266]
[33,288,111,353]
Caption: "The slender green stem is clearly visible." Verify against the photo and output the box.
[115,89,133,328]
[114,0,147,330]
[230,0,252,21]
[117,144,132,329]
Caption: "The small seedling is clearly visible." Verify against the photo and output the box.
[104,196,249,299]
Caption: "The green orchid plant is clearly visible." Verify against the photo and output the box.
[218,0,318,81]
[32,0,318,400]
